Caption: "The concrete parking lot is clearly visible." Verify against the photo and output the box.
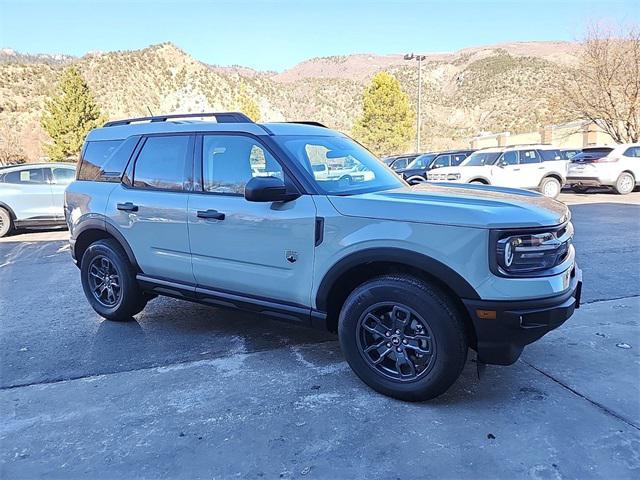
[1,193,639,479]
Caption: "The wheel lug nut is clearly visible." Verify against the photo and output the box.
[396,347,402,352]
[402,339,408,344]
[386,343,392,348]
[385,332,391,337]
[395,329,400,334]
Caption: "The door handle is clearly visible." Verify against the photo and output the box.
[117,202,138,212]
[513,168,520,171]
[197,209,225,220]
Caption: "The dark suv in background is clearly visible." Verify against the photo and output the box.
[382,153,421,171]
[395,150,475,184]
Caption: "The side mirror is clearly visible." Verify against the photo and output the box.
[244,176,300,202]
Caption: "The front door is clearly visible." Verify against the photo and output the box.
[516,149,544,188]
[107,134,195,284]
[188,133,317,307]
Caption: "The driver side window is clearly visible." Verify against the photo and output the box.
[202,135,283,195]
[501,151,518,166]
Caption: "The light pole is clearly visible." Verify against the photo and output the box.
[404,53,426,152]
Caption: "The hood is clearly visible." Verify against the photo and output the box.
[395,167,424,177]
[328,183,569,229]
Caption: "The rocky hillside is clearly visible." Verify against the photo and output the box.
[0,41,578,160]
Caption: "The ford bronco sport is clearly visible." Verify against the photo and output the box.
[65,112,582,401]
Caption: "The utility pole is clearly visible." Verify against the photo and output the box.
[404,53,426,152]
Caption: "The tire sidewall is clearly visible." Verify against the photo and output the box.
[616,173,634,195]
[0,208,12,237]
[541,177,561,198]
[80,240,137,319]
[338,278,467,401]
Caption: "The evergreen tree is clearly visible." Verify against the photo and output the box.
[236,88,261,122]
[352,72,415,156]
[41,67,103,161]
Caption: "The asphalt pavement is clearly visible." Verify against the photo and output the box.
[1,193,639,479]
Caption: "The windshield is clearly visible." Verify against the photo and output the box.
[463,151,501,167]
[407,154,436,169]
[275,135,405,195]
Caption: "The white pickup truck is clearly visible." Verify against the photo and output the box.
[428,145,568,198]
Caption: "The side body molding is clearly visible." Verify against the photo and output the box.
[315,247,480,312]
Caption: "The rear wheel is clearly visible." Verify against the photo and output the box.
[80,239,147,320]
[614,172,635,195]
[407,176,427,185]
[0,207,12,238]
[540,177,561,198]
[338,275,468,401]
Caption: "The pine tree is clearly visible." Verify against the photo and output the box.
[352,72,415,156]
[236,88,261,122]
[41,67,103,161]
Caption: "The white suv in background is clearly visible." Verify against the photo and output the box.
[566,144,640,194]
[428,145,567,198]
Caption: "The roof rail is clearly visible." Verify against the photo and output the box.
[504,143,553,148]
[287,121,328,128]
[103,112,253,127]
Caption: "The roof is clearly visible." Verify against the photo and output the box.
[0,162,75,171]
[86,119,343,142]
[417,149,475,156]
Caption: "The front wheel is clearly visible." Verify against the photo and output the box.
[540,177,561,198]
[0,207,12,238]
[614,172,635,195]
[80,239,147,320]
[338,275,468,401]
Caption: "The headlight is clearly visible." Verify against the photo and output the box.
[491,222,574,277]
[446,173,461,180]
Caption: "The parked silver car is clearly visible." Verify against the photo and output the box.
[0,163,76,237]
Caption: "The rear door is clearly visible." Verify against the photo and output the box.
[188,133,317,307]
[107,134,195,284]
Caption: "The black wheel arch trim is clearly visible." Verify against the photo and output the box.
[315,247,480,311]
[0,201,17,220]
[73,216,141,271]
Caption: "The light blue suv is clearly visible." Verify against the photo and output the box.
[65,112,582,401]
[0,162,76,237]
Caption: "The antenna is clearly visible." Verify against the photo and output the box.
[146,106,154,116]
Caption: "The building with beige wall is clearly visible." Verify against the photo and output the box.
[469,120,617,149]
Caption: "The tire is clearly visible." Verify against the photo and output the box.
[0,207,12,238]
[540,177,561,198]
[614,172,635,195]
[571,185,590,194]
[406,176,427,185]
[338,275,468,401]
[80,239,147,320]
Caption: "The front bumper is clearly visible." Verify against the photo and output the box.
[462,265,582,365]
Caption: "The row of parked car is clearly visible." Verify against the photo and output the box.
[383,143,640,198]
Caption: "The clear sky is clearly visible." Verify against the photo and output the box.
[0,0,637,71]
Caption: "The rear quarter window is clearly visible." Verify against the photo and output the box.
[77,139,135,182]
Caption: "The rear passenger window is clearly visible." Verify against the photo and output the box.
[52,167,76,184]
[133,136,190,191]
[623,146,640,158]
[518,150,541,164]
[78,140,124,181]
[2,168,47,184]
[451,154,467,166]
[539,150,562,162]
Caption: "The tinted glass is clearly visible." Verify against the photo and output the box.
[2,168,47,184]
[392,158,408,170]
[431,155,450,169]
[463,151,501,166]
[52,167,76,184]
[501,151,518,165]
[78,140,124,181]
[202,135,282,194]
[275,135,405,195]
[518,150,541,164]
[539,149,561,162]
[623,146,640,158]
[133,136,190,190]
[407,154,436,169]
[451,153,468,166]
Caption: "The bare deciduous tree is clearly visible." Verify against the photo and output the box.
[0,120,27,166]
[563,23,640,143]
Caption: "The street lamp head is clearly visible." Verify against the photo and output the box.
[404,53,415,60]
